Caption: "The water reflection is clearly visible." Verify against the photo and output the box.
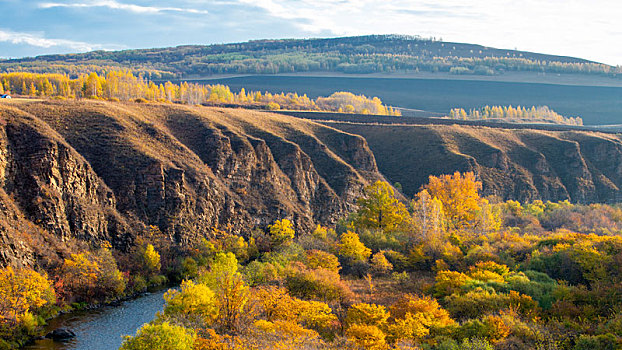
[24,289,166,350]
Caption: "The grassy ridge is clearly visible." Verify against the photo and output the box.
[0,35,617,78]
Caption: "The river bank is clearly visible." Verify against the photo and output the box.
[23,289,167,350]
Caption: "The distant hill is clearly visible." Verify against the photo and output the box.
[0,35,618,79]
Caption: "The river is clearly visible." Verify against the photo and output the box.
[24,289,167,350]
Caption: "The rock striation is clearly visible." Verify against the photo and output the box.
[0,100,384,264]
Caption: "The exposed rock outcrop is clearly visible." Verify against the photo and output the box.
[0,101,384,265]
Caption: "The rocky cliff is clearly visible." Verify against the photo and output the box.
[3,100,622,267]
[0,100,384,265]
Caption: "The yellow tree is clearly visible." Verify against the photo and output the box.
[198,253,249,331]
[425,172,482,229]
[120,322,196,350]
[338,231,371,262]
[162,280,218,326]
[268,219,295,247]
[142,244,161,276]
[0,267,55,328]
[355,181,410,232]
[411,189,446,241]
[346,303,390,328]
[61,253,100,302]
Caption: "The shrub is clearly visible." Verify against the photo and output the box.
[142,244,162,275]
[59,253,100,302]
[370,252,393,275]
[306,250,341,273]
[162,280,218,326]
[285,267,352,303]
[444,289,538,319]
[266,102,280,110]
[0,267,56,331]
[573,334,619,350]
[435,271,472,297]
[120,322,196,350]
[346,324,387,350]
[386,312,429,342]
[390,294,455,329]
[458,338,494,350]
[338,231,371,262]
[242,260,278,287]
[347,303,390,328]
[269,219,295,248]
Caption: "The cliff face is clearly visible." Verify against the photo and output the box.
[3,100,622,267]
[331,122,622,203]
[0,101,384,265]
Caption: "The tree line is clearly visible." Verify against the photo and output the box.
[0,71,400,115]
[447,105,584,125]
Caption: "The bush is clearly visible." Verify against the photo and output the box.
[119,322,196,350]
[338,231,371,262]
[445,289,538,319]
[242,260,278,287]
[346,303,390,328]
[573,334,619,350]
[458,338,494,350]
[268,219,296,248]
[285,267,352,303]
[306,250,341,273]
[0,267,56,333]
[346,324,387,350]
[370,252,393,275]
[435,271,472,297]
[162,280,218,327]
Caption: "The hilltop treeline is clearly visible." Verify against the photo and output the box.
[1,35,619,79]
[447,105,583,125]
[0,71,400,115]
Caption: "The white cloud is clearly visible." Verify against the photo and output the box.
[0,29,113,52]
[39,0,209,15]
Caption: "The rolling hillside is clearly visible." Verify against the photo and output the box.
[0,35,616,78]
[329,121,622,203]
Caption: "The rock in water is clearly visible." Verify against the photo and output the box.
[45,328,76,341]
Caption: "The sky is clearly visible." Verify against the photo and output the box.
[0,0,621,65]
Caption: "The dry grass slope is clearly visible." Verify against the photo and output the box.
[329,122,622,203]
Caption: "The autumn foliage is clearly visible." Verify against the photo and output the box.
[0,71,401,115]
[5,171,622,349]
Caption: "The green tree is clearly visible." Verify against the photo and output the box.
[355,181,409,232]
[119,322,196,350]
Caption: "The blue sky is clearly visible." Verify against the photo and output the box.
[0,0,621,65]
